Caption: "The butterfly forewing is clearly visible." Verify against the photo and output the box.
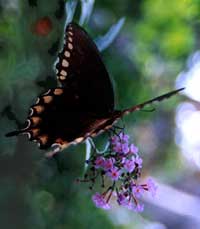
[56,23,114,114]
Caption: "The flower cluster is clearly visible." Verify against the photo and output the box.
[78,132,157,212]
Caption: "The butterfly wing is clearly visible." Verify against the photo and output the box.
[6,87,116,150]
[5,87,184,150]
[5,21,184,151]
[6,22,116,150]
[55,22,114,114]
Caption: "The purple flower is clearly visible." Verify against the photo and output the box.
[92,193,111,210]
[111,135,119,146]
[80,131,154,213]
[117,192,144,211]
[94,156,105,169]
[124,158,135,173]
[124,201,134,210]
[119,132,129,144]
[117,194,132,208]
[113,143,129,154]
[129,144,138,155]
[107,167,121,181]
[117,193,128,206]
[103,158,115,171]
[117,193,133,209]
[146,178,157,197]
[113,142,122,153]
[134,203,144,212]
[121,143,129,154]
[135,156,143,168]
[132,184,144,198]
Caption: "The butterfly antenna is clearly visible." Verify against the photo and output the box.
[122,87,185,116]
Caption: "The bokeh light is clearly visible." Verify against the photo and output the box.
[176,51,200,168]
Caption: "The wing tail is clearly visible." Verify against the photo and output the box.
[5,130,23,137]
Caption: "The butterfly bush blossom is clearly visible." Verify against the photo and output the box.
[78,132,157,212]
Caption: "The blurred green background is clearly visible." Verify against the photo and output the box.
[1,0,200,228]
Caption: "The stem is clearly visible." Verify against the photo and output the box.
[101,172,105,188]
[106,181,116,203]
[131,193,138,206]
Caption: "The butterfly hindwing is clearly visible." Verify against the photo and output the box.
[8,86,115,150]
[55,22,114,114]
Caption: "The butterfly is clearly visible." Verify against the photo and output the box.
[5,22,184,153]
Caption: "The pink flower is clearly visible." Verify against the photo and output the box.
[81,132,152,212]
[103,158,115,171]
[124,158,135,173]
[129,144,138,155]
[117,192,145,212]
[146,178,157,197]
[117,194,134,209]
[92,193,111,210]
[121,143,129,154]
[117,193,128,206]
[135,156,143,168]
[113,143,129,154]
[119,132,129,144]
[117,193,132,208]
[113,142,122,153]
[132,184,144,198]
[94,156,105,169]
[107,167,121,181]
[111,135,119,146]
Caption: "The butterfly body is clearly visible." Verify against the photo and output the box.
[6,22,184,152]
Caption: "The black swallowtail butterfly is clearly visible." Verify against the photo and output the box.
[5,23,184,152]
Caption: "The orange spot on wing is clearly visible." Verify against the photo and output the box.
[31,117,41,126]
[31,128,40,137]
[59,75,66,81]
[38,135,48,145]
[60,70,67,76]
[68,43,73,50]
[43,96,53,104]
[62,59,69,67]
[54,89,63,95]
[34,105,44,114]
